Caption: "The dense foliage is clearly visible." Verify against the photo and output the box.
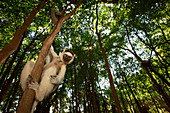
[0,0,169,112]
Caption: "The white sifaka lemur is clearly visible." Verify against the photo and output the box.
[20,46,75,113]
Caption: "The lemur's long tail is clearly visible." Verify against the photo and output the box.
[31,100,38,113]
[20,61,34,91]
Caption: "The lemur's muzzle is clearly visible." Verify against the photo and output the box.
[63,54,72,62]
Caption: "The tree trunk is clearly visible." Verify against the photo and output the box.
[80,59,87,113]
[53,89,58,113]
[73,60,78,112]
[123,74,143,113]
[95,3,122,112]
[0,0,48,66]
[139,77,160,113]
[0,34,24,103]
[0,31,25,88]
[89,37,98,113]
[80,62,91,113]
[86,70,92,113]
[117,83,129,113]
[0,56,9,76]
[7,79,20,113]
[121,88,134,113]
[70,66,75,113]
[144,67,170,107]
[97,33,123,113]
[118,62,143,113]
[0,30,43,103]
[125,86,137,113]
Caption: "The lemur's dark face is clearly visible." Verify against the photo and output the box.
[63,54,72,62]
[59,50,75,64]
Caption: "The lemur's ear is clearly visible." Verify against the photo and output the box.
[65,50,74,56]
[50,45,54,51]
[59,50,65,56]
[60,50,64,53]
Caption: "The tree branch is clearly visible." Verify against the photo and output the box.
[0,0,48,66]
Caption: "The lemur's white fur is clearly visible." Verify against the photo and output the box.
[20,46,74,113]
[20,61,34,91]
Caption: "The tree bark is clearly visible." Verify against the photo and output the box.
[52,89,58,113]
[123,74,143,113]
[80,61,91,113]
[7,78,20,113]
[0,30,44,103]
[70,66,75,113]
[0,31,25,88]
[0,56,9,76]
[95,3,123,112]
[144,67,170,107]
[0,0,48,66]
[121,87,134,113]
[97,34,123,113]
[73,60,78,112]
[117,83,129,113]
[89,36,98,113]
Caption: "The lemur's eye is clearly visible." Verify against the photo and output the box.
[63,54,67,57]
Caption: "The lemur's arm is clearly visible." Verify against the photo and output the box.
[46,46,58,64]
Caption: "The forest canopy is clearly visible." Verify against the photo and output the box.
[0,0,169,113]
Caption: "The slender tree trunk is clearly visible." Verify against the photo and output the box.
[86,72,93,113]
[121,88,134,113]
[0,60,20,102]
[125,86,137,113]
[95,92,101,113]
[0,31,25,88]
[53,89,58,113]
[73,60,78,112]
[0,0,48,66]
[97,82,109,112]
[118,63,143,113]
[102,100,108,113]
[97,33,123,113]
[70,66,75,113]
[149,92,160,113]
[0,30,44,103]
[117,83,129,113]
[79,63,87,113]
[144,67,170,107]
[95,3,122,113]
[45,101,51,113]
[0,35,24,103]
[139,77,160,113]
[7,79,20,113]
[85,75,90,113]
[123,75,143,113]
[0,56,9,76]
[89,37,98,113]
[80,62,91,113]
[2,80,14,112]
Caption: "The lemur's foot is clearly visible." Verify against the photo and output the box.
[28,81,39,91]
[26,75,33,87]
[26,75,33,83]
[50,75,63,85]
[50,75,57,84]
